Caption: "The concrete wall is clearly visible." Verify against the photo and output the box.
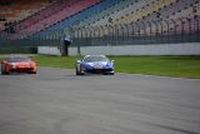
[38,43,200,56]
[38,46,61,56]
[69,43,200,55]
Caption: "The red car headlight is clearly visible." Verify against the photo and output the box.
[9,63,16,69]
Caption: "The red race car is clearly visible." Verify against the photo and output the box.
[1,55,37,75]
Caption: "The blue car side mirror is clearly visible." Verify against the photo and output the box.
[77,60,81,64]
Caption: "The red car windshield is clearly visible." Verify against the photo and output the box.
[7,57,31,62]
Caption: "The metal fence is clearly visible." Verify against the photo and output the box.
[71,17,200,46]
[0,16,200,48]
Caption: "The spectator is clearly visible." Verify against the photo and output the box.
[60,34,72,56]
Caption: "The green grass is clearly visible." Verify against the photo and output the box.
[1,55,200,79]
[33,55,81,69]
[109,56,200,78]
[31,55,200,79]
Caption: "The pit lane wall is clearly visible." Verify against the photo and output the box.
[38,43,200,56]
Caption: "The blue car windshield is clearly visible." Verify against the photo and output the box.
[83,56,108,62]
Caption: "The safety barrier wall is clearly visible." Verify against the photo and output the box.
[38,46,61,56]
[69,42,200,56]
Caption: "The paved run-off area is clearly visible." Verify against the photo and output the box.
[0,67,200,134]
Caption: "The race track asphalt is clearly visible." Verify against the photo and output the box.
[0,67,200,134]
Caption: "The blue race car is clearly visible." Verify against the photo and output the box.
[75,55,115,75]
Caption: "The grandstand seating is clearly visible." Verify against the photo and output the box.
[137,0,200,35]
[0,0,50,31]
[14,0,101,38]
[73,0,199,37]
[78,0,133,27]
[0,0,199,41]
[92,0,154,26]
[34,0,122,39]
[168,1,200,19]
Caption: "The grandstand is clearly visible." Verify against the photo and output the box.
[0,0,199,55]
[0,0,51,31]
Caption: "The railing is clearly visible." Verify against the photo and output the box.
[0,17,199,47]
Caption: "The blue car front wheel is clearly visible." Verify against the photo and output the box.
[76,66,84,75]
